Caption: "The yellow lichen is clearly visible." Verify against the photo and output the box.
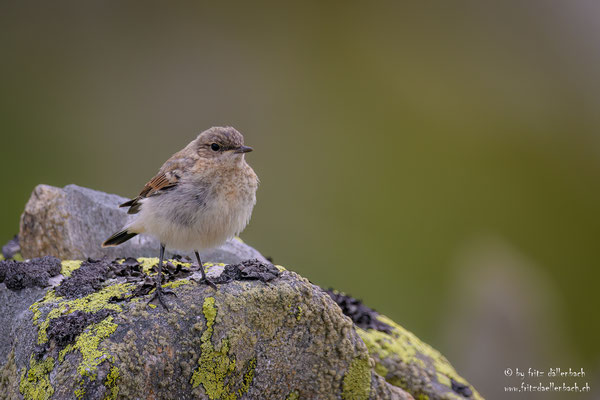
[138,258,160,275]
[19,356,55,400]
[237,358,256,397]
[374,363,388,378]
[23,281,130,400]
[342,357,371,400]
[74,387,85,398]
[72,316,118,380]
[190,298,234,395]
[203,262,226,268]
[104,365,120,400]
[61,260,82,277]
[163,279,192,290]
[32,283,132,345]
[190,297,241,400]
[58,344,74,363]
[60,316,120,399]
[286,391,299,400]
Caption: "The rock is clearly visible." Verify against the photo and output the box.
[0,257,414,400]
[7,184,483,399]
[357,316,482,400]
[326,291,483,400]
[18,184,268,263]
[2,235,20,259]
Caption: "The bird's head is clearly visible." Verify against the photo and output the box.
[194,126,253,165]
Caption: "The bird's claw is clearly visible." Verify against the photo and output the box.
[191,276,218,290]
[147,286,177,310]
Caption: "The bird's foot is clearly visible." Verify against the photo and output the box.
[191,276,218,290]
[147,285,177,310]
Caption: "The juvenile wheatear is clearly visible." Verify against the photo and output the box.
[103,126,258,308]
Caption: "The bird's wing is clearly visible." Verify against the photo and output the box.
[119,160,183,214]
[138,172,179,198]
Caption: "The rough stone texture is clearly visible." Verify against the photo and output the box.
[18,184,268,263]
[0,257,414,400]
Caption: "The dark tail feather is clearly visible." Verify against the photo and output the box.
[119,198,142,214]
[102,230,138,247]
[119,199,136,208]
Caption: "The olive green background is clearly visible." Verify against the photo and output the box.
[1,2,598,398]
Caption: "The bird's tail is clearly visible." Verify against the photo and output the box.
[102,229,138,247]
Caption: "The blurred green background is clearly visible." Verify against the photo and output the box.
[1,1,599,397]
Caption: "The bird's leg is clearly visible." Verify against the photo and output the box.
[147,243,176,309]
[193,251,218,290]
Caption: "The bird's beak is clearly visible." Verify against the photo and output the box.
[234,145,253,154]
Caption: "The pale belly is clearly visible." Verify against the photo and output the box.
[128,180,256,252]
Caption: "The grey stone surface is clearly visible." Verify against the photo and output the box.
[0,285,45,377]
[1,236,20,259]
[18,184,267,263]
[0,258,413,400]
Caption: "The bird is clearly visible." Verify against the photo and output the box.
[102,126,258,308]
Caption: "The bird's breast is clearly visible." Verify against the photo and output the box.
[132,164,257,251]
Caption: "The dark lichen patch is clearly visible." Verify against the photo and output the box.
[46,310,113,350]
[114,257,192,280]
[163,261,195,281]
[55,257,197,302]
[55,257,175,300]
[109,258,146,280]
[31,283,133,346]
[0,256,61,290]
[214,259,280,284]
[117,257,194,289]
[120,257,140,267]
[325,289,392,333]
[55,259,111,298]
[131,276,159,297]
[451,378,473,397]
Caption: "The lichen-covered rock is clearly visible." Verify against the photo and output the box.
[0,257,414,400]
[357,317,483,400]
[18,184,268,263]
[325,291,483,400]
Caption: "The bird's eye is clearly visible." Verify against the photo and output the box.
[210,143,221,151]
